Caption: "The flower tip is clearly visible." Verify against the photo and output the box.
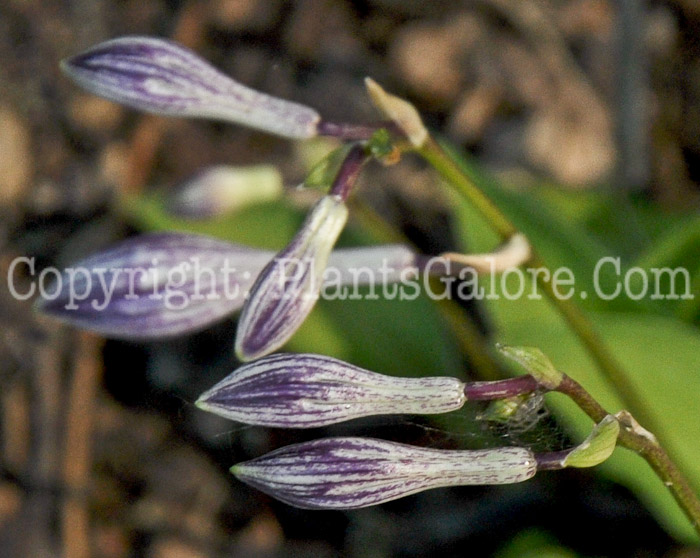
[229,464,243,477]
[193,397,209,411]
[59,56,72,75]
[234,335,262,363]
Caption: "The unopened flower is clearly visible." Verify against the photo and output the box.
[62,36,320,139]
[232,437,537,509]
[36,232,272,339]
[235,195,348,361]
[196,353,466,428]
[36,232,419,340]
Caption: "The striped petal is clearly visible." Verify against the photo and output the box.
[36,232,272,339]
[36,232,420,340]
[232,437,537,509]
[235,195,348,361]
[62,36,320,139]
[196,353,466,427]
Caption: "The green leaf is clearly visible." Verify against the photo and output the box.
[495,529,579,558]
[122,192,304,249]
[633,216,700,321]
[303,143,354,191]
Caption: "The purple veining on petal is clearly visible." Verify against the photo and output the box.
[36,232,273,339]
[62,36,320,139]
[36,231,422,340]
[232,437,537,509]
[196,353,466,427]
[235,195,349,361]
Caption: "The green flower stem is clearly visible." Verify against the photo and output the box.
[416,136,656,431]
[556,376,700,537]
[418,137,517,239]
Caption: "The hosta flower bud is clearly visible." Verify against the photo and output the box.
[62,36,320,139]
[235,195,348,361]
[196,353,466,427]
[232,437,537,509]
[36,232,272,339]
[35,232,418,340]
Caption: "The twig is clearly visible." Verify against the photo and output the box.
[555,375,700,535]
[61,332,103,558]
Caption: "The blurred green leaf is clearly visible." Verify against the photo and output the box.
[444,143,664,315]
[303,143,354,191]
[290,294,462,379]
[488,274,700,542]
[633,216,700,321]
[495,529,578,558]
[123,192,304,249]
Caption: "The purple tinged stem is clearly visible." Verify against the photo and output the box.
[329,144,369,201]
[464,375,540,401]
[534,450,570,471]
[317,120,402,141]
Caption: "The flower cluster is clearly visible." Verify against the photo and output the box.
[45,36,619,510]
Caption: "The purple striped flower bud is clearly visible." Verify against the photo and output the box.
[235,195,349,361]
[36,232,272,339]
[232,437,537,509]
[196,353,466,427]
[35,232,419,340]
[62,36,320,139]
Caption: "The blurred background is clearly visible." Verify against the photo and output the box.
[1,0,700,557]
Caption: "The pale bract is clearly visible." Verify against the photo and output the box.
[196,353,466,428]
[235,195,349,361]
[62,36,320,139]
[232,437,537,509]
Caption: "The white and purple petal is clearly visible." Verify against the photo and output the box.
[36,232,421,340]
[62,36,320,139]
[232,437,537,509]
[235,195,349,361]
[37,232,272,339]
[196,353,466,427]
